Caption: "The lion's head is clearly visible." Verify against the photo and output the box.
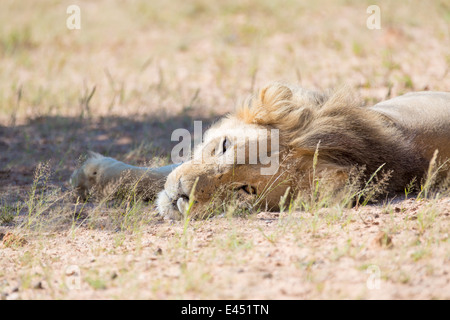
[157,83,428,220]
[157,83,346,219]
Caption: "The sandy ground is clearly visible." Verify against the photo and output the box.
[1,0,449,299]
[1,197,449,299]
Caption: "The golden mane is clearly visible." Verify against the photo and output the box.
[236,83,326,137]
[234,83,428,194]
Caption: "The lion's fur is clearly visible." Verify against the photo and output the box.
[235,84,429,193]
[157,83,450,219]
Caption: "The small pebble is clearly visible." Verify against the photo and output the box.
[33,281,44,290]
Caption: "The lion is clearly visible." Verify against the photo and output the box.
[70,83,450,220]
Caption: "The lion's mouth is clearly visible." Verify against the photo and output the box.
[168,185,258,216]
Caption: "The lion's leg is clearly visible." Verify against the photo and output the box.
[70,152,180,201]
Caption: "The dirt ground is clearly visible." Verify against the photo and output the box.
[1,0,449,299]
[1,199,450,299]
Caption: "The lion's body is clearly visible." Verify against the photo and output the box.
[370,92,450,160]
[70,84,450,220]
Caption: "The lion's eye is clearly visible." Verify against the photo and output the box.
[222,137,230,154]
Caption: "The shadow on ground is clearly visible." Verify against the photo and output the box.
[0,112,219,198]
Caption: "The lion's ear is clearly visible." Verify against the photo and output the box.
[246,83,294,125]
[258,83,293,111]
[236,83,297,126]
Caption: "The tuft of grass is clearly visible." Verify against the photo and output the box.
[353,164,390,207]
[417,150,449,200]
[415,203,438,235]
[292,147,390,216]
[85,274,107,290]
[24,162,59,229]
[0,26,36,55]
[0,202,16,225]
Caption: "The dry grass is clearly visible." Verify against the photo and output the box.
[1,0,450,300]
